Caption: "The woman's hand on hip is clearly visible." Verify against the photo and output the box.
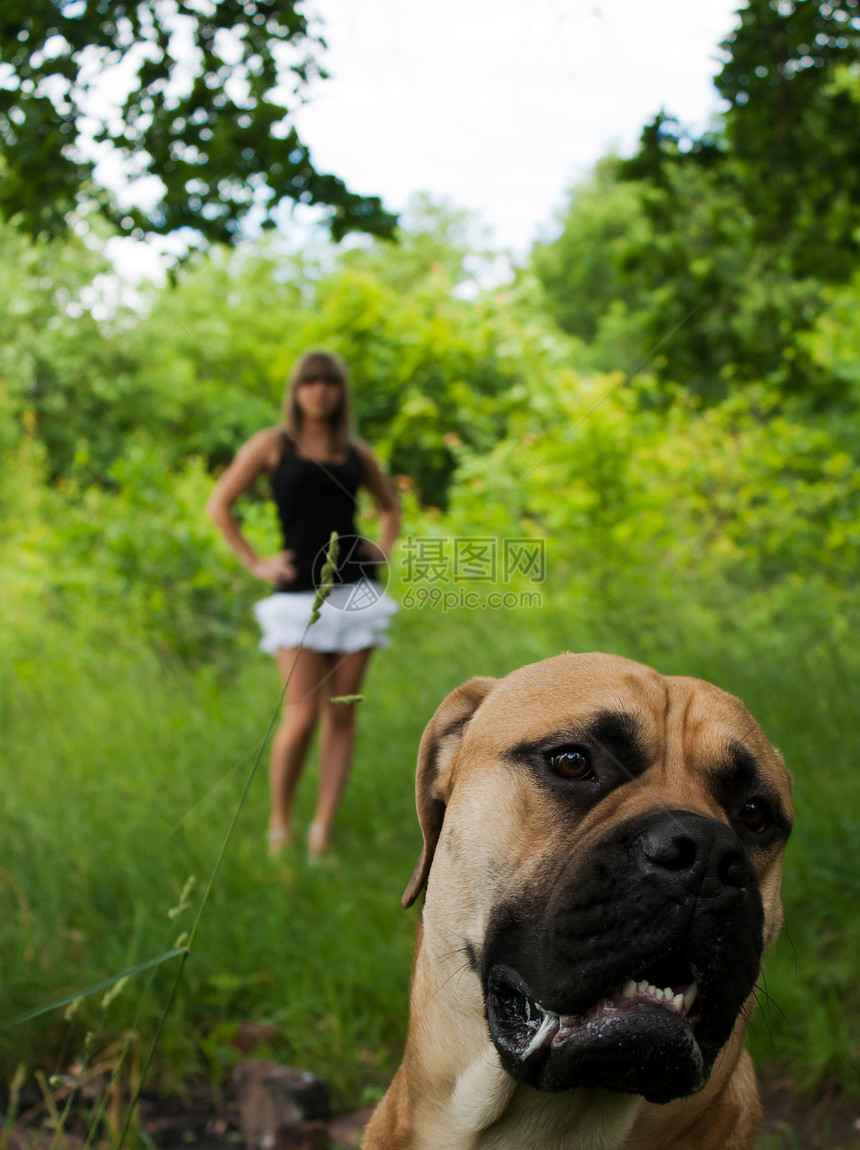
[251,551,297,586]
[357,539,388,565]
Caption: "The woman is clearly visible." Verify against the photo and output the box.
[207,351,400,858]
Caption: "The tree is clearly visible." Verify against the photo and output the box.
[625,0,860,280]
[341,194,490,296]
[716,0,860,279]
[532,0,860,397]
[0,1,397,246]
[530,159,648,346]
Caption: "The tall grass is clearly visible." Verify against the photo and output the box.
[1,579,859,1116]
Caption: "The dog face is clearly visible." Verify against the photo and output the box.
[403,653,792,1106]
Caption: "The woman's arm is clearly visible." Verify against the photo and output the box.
[355,441,402,561]
[206,428,296,586]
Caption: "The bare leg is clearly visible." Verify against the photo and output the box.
[310,647,374,854]
[268,647,327,853]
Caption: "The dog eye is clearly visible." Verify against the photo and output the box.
[738,798,771,834]
[546,747,595,781]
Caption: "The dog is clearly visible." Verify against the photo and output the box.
[362,652,792,1150]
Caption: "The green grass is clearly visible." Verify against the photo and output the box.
[0,622,420,1107]
[1,583,859,1120]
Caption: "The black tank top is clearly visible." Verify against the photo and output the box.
[270,444,375,593]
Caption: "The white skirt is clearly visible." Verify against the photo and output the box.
[253,581,398,655]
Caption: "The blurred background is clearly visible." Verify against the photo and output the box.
[1,0,859,1145]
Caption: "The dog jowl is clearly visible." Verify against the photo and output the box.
[363,652,793,1150]
[482,804,768,1102]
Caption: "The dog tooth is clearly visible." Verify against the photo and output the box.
[683,984,699,1011]
[523,1011,558,1058]
[662,986,674,1001]
[636,980,649,993]
[672,992,685,1012]
[622,980,637,998]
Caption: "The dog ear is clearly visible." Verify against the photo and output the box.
[401,676,497,909]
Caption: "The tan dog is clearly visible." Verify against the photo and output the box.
[363,653,792,1150]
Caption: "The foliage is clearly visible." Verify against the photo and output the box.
[5,181,860,660]
[714,0,860,278]
[616,165,827,397]
[535,0,860,398]
[341,193,494,295]
[445,365,860,601]
[802,267,860,403]
[529,158,651,367]
[80,207,558,510]
[626,0,860,279]
[2,1,860,1104]
[536,156,837,398]
[0,207,572,660]
[0,0,396,245]
[2,584,860,1110]
[290,265,531,506]
[0,217,131,482]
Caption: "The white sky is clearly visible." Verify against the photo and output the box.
[108,0,742,280]
[293,0,740,253]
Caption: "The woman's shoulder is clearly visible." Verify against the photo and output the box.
[346,440,398,507]
[243,426,288,469]
[349,440,395,498]
[350,438,377,467]
[240,425,284,450]
[210,427,286,500]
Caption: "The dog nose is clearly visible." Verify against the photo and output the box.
[637,812,749,898]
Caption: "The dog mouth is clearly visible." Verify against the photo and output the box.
[489,954,699,1059]
[494,976,699,1061]
[486,953,707,1097]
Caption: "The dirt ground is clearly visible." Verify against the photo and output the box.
[7,1077,860,1149]
[142,1079,860,1150]
[758,1079,860,1149]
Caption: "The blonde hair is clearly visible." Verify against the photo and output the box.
[281,350,351,454]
